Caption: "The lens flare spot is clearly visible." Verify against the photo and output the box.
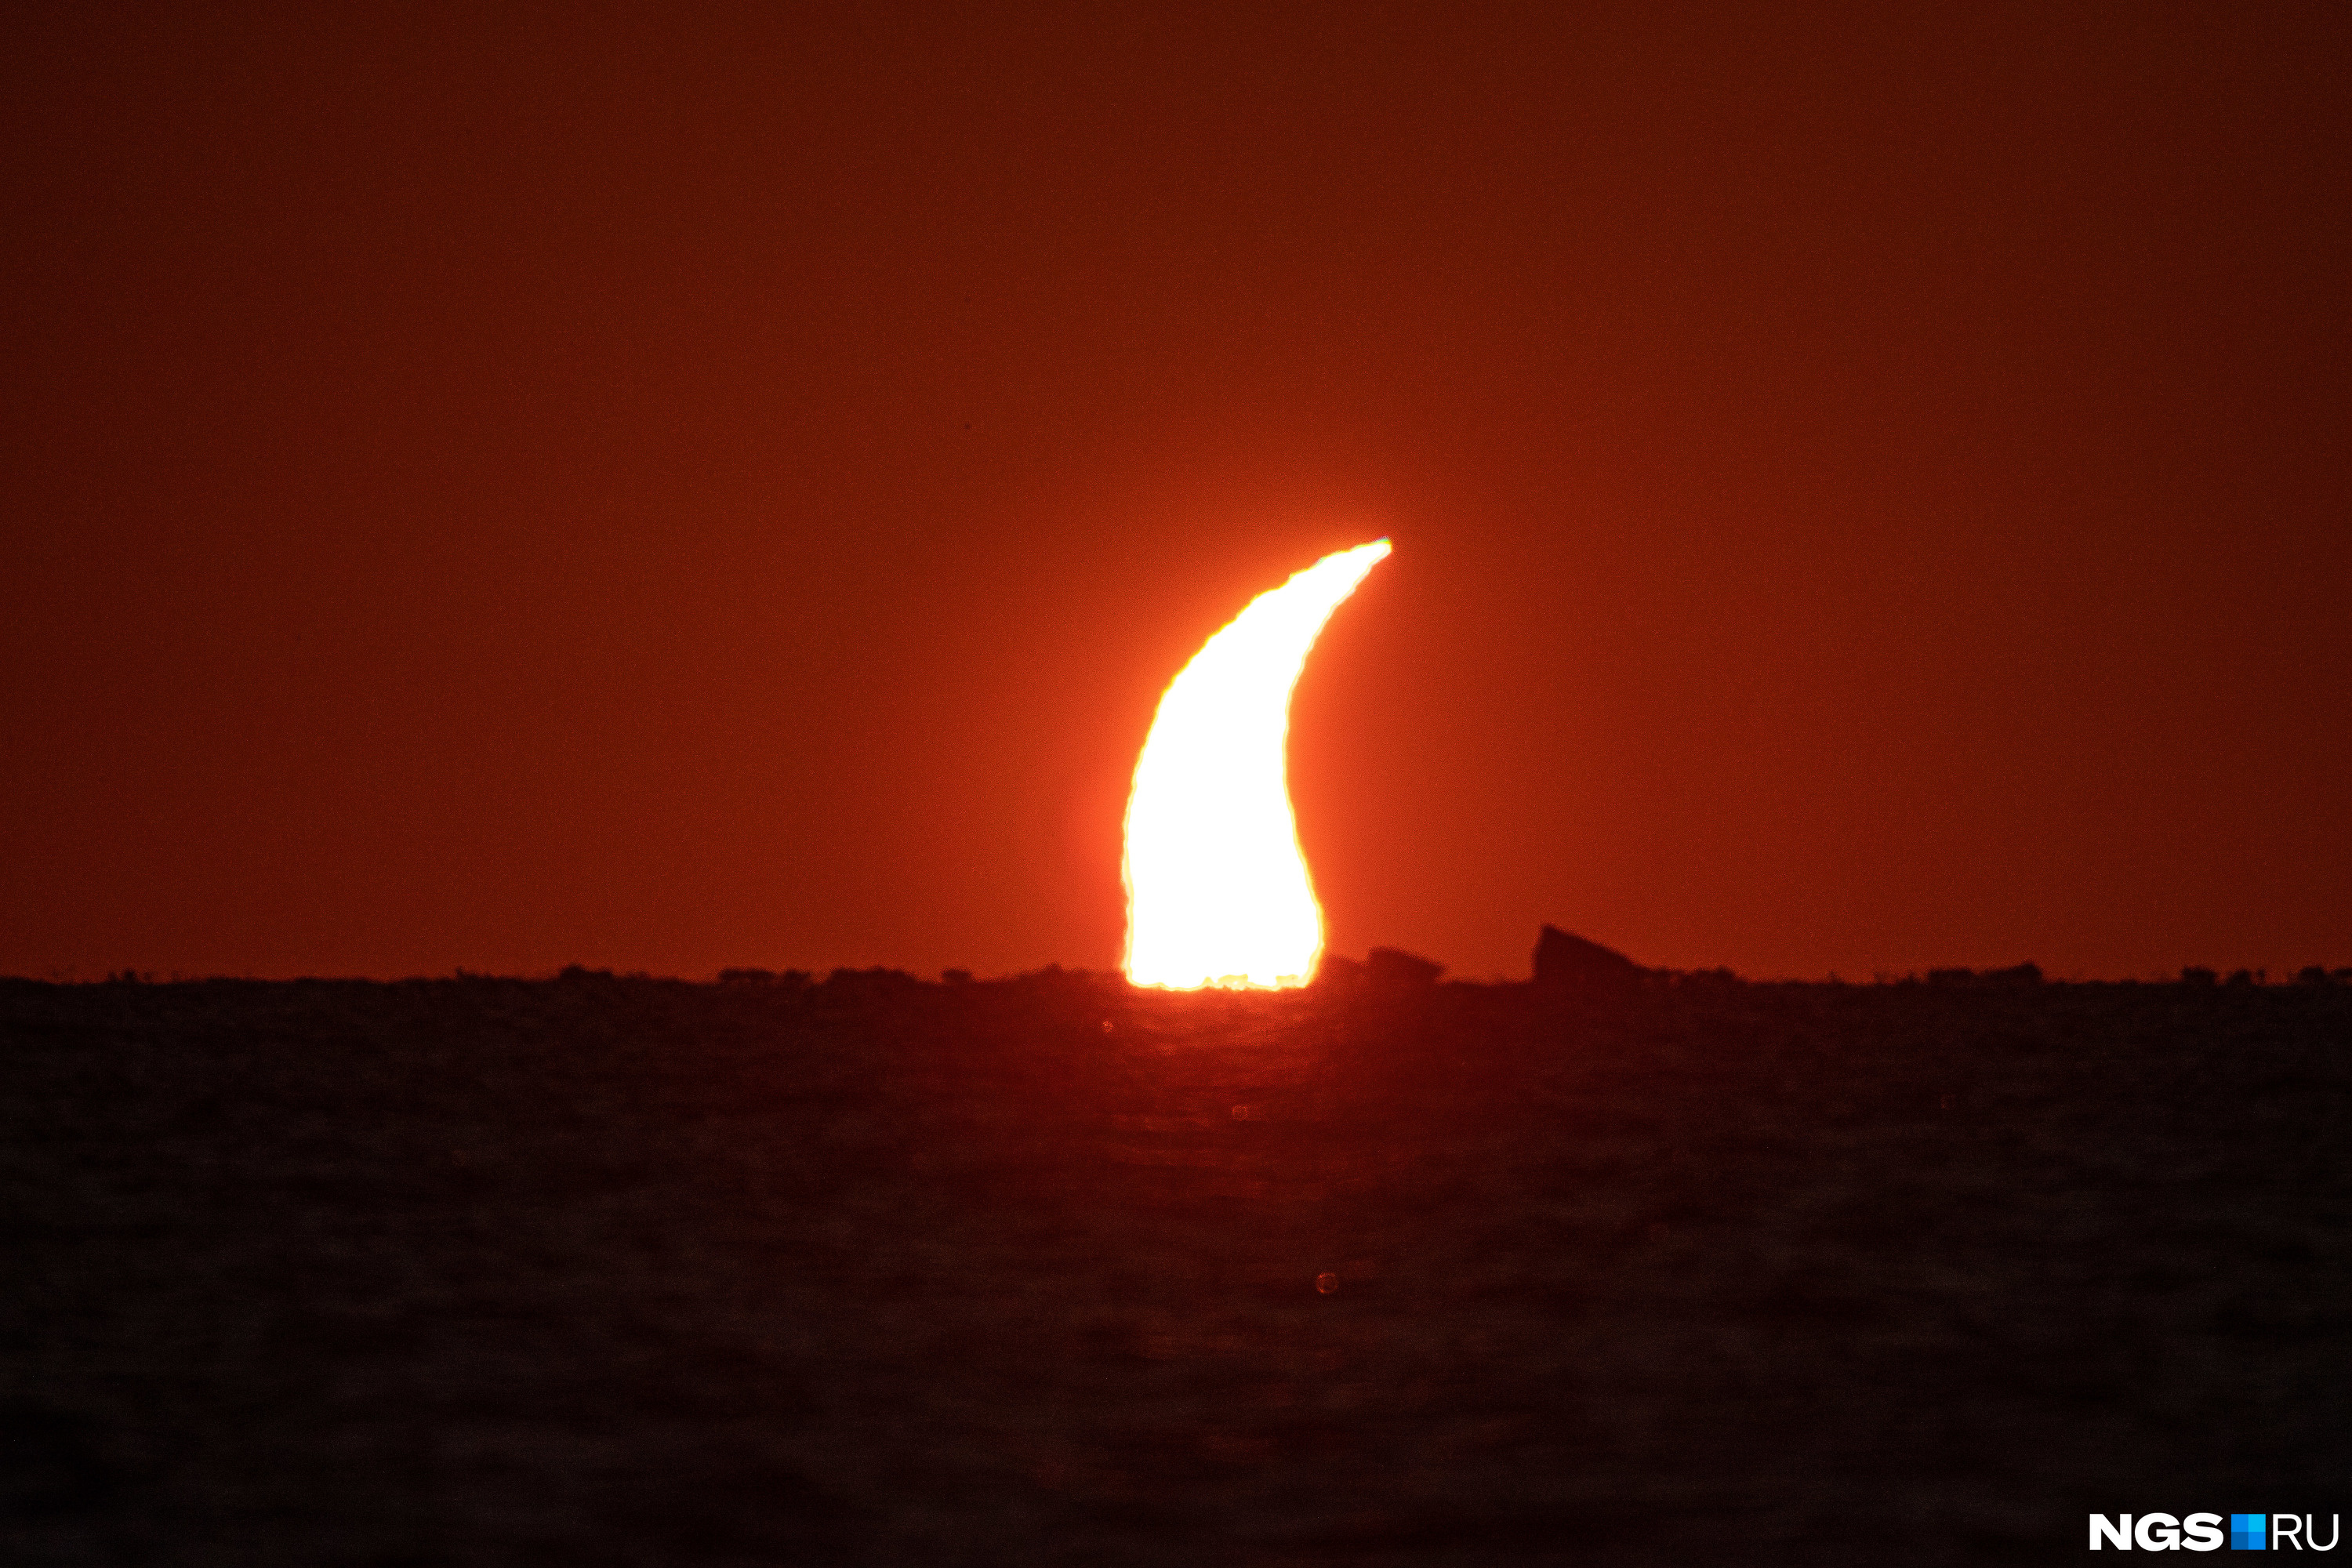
[1122,540,1391,990]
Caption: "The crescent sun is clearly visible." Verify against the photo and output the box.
[1121,539,1392,990]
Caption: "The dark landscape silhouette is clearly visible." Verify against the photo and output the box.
[4,931,2347,1564]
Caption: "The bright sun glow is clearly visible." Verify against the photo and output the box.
[1122,539,1392,989]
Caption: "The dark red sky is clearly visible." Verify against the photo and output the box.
[5,3,2347,981]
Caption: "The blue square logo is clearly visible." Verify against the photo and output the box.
[2232,1514,2267,1550]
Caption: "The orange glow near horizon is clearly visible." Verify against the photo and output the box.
[1122,539,1392,989]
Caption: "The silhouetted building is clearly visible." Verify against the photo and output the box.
[1532,926,1646,992]
[1311,954,1366,991]
[1365,947,1444,988]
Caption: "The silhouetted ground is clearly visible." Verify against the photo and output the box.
[2,969,2346,1565]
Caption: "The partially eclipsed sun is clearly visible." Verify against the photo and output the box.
[1122,539,1392,990]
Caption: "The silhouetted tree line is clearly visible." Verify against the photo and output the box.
[16,945,2350,991]
[1924,964,2044,987]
